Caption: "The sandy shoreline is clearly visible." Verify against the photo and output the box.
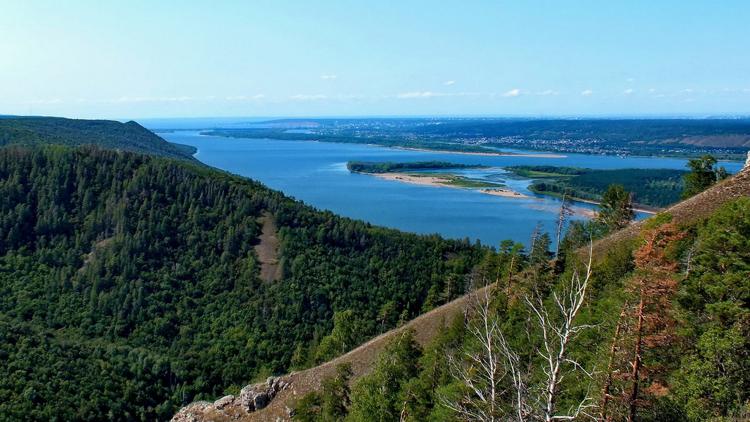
[368,172,529,199]
[479,188,530,198]
[393,146,566,158]
[371,172,456,188]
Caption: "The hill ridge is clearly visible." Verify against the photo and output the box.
[0,115,196,161]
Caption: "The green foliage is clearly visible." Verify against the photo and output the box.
[682,155,728,199]
[596,184,635,231]
[0,146,483,420]
[0,116,195,161]
[674,197,750,420]
[347,330,423,422]
[315,311,370,363]
[295,198,750,421]
[294,363,353,422]
[346,161,483,173]
[516,166,687,208]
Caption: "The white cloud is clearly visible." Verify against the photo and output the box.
[28,98,63,104]
[226,94,265,101]
[320,74,338,80]
[623,88,634,95]
[626,77,635,83]
[580,89,593,96]
[648,88,656,93]
[443,80,456,86]
[397,91,446,99]
[289,94,328,101]
[535,89,558,96]
[111,96,193,103]
[502,88,521,97]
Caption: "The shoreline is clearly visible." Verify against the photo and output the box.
[368,172,529,198]
[392,146,567,158]
[479,188,530,199]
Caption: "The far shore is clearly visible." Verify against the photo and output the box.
[393,146,566,159]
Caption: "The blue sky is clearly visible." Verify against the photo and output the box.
[2,1,749,119]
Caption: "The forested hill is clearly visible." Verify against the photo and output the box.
[176,166,750,422]
[0,146,483,420]
[0,116,196,160]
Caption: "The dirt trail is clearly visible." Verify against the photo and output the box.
[255,212,281,282]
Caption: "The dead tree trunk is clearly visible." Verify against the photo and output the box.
[627,294,645,422]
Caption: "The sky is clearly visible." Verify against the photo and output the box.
[1,0,749,119]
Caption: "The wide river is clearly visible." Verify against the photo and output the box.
[160,130,743,248]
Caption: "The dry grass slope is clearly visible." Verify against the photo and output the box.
[173,167,750,422]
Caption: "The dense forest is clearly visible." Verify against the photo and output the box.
[0,146,484,420]
[0,116,196,161]
[346,161,484,174]
[295,197,750,421]
[506,166,687,208]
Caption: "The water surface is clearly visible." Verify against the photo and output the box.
[162,130,742,247]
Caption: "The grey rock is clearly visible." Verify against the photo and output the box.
[214,395,235,410]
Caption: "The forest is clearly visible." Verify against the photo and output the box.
[0,116,196,161]
[506,166,688,208]
[294,197,750,421]
[0,146,484,420]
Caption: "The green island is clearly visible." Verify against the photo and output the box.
[505,165,687,208]
[347,161,503,189]
[346,160,486,174]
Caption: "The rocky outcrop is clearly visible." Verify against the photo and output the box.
[745,151,750,169]
[171,377,289,422]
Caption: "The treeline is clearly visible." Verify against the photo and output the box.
[508,166,687,208]
[347,161,484,174]
[0,116,195,161]
[296,197,750,421]
[0,146,483,420]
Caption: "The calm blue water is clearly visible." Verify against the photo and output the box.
[161,130,743,248]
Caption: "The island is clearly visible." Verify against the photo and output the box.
[348,161,529,198]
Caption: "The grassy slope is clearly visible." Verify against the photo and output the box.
[0,116,195,161]
[173,165,750,422]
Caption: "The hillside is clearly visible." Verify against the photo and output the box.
[0,146,483,421]
[174,164,750,421]
[0,116,196,160]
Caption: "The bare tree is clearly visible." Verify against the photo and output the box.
[525,241,596,421]
[444,243,597,421]
[599,303,628,422]
[443,283,524,421]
